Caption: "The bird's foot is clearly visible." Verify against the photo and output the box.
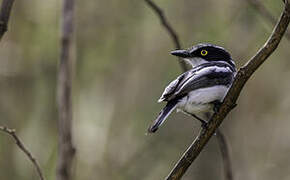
[189,113,208,129]
[212,100,223,113]
[201,121,209,129]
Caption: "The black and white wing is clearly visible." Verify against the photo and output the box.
[158,72,187,102]
[158,63,235,102]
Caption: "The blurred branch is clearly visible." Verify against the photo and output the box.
[144,0,188,71]
[56,0,76,179]
[166,1,290,179]
[0,1,44,179]
[144,0,236,179]
[0,126,45,180]
[247,0,290,41]
[145,0,235,179]
[216,129,234,180]
[0,0,15,40]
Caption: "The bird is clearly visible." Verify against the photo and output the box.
[148,43,236,133]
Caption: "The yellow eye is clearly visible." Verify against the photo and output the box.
[201,50,208,56]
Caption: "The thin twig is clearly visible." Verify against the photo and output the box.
[56,0,76,179]
[0,0,15,40]
[166,1,290,179]
[0,1,44,179]
[144,0,188,71]
[216,129,234,180]
[246,0,290,41]
[0,126,45,180]
[145,0,235,179]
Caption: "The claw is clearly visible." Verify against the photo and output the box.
[201,121,209,129]
[231,103,238,109]
[212,100,223,113]
[188,113,208,129]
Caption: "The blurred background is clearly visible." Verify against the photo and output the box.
[0,0,290,179]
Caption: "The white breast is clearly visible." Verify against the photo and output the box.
[177,85,229,114]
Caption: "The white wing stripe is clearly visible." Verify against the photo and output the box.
[176,66,231,95]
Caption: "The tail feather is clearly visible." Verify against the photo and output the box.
[148,100,178,133]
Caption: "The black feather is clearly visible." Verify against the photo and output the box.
[148,100,178,133]
[159,62,235,102]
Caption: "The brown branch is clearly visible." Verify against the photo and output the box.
[0,0,15,40]
[56,0,76,179]
[216,129,234,180]
[144,0,188,72]
[247,0,290,41]
[145,0,235,179]
[0,126,45,180]
[166,1,290,179]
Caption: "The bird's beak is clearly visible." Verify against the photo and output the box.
[170,50,190,58]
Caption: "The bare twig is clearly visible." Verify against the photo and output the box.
[56,0,76,179]
[0,0,44,179]
[145,0,235,179]
[246,0,290,40]
[0,0,15,40]
[216,129,233,180]
[0,126,45,180]
[144,0,188,71]
[166,1,290,179]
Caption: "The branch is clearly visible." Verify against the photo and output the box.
[166,1,290,179]
[0,0,15,40]
[145,0,235,179]
[0,126,45,180]
[216,129,234,180]
[56,0,76,179]
[247,0,290,41]
[144,0,188,71]
[0,1,44,179]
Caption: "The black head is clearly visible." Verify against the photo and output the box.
[171,43,235,67]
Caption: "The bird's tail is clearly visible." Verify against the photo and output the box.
[148,100,178,133]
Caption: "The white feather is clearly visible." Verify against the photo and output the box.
[174,66,231,95]
[184,57,208,67]
[177,85,228,115]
